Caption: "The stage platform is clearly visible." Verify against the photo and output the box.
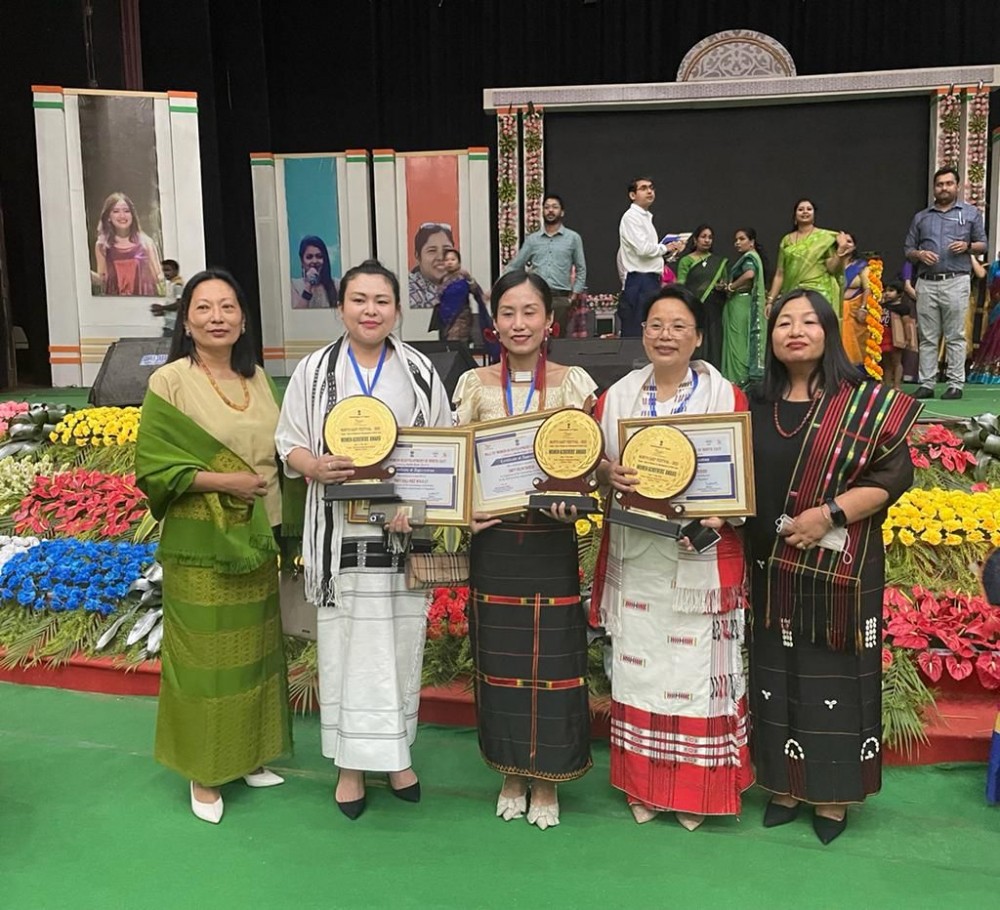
[9,380,1000,419]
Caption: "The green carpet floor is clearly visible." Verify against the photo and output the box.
[0,683,996,909]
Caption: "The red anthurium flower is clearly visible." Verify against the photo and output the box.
[881,648,893,670]
[944,654,974,680]
[917,651,943,681]
[974,652,1000,689]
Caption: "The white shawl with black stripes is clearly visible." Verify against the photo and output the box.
[275,333,452,606]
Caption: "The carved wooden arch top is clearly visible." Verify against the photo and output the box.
[677,30,796,82]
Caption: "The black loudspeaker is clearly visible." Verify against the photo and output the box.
[88,337,173,406]
[547,338,648,394]
[409,342,478,399]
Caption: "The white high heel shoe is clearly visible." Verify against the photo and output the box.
[190,781,223,824]
[526,800,560,830]
[243,768,285,788]
[496,793,527,821]
[630,804,662,825]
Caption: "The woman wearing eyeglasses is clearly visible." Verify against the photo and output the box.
[591,284,753,831]
[408,223,455,310]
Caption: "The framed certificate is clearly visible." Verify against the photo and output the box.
[471,410,555,517]
[618,412,756,518]
[347,426,473,526]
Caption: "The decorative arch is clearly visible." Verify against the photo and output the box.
[677,30,796,82]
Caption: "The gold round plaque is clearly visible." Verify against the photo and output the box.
[621,425,697,500]
[323,396,398,467]
[534,408,604,481]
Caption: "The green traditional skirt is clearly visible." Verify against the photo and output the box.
[155,558,291,786]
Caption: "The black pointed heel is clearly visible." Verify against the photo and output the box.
[390,781,421,803]
[336,795,367,820]
[763,798,801,828]
[813,811,847,845]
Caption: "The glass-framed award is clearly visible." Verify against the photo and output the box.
[528,408,604,515]
[471,410,555,517]
[347,426,473,526]
[322,395,398,501]
[611,412,756,535]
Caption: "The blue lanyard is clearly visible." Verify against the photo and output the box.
[646,368,698,416]
[505,370,537,415]
[347,343,387,396]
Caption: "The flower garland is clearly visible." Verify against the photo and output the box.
[497,109,520,267]
[937,88,961,168]
[965,87,989,211]
[12,469,148,539]
[522,106,544,237]
[864,256,884,380]
[0,538,156,616]
[49,406,141,447]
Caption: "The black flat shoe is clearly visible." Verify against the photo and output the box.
[336,795,367,820]
[941,387,963,400]
[390,781,421,803]
[813,811,847,845]
[763,798,801,828]
[913,387,934,400]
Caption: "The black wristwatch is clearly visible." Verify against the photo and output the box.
[301,289,313,301]
[825,498,848,528]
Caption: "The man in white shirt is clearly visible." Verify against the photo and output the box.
[617,177,682,337]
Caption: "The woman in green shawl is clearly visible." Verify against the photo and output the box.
[767,199,855,316]
[677,224,728,368]
[721,227,767,386]
[135,268,291,825]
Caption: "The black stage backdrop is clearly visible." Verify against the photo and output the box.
[3,0,1000,383]
[546,97,930,293]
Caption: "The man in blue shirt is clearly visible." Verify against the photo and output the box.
[503,194,587,336]
[904,166,987,400]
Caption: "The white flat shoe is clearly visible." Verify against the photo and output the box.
[630,804,662,825]
[190,781,223,824]
[526,800,560,830]
[496,793,527,821]
[676,812,705,831]
[243,768,285,788]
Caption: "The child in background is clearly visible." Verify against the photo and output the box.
[880,279,910,390]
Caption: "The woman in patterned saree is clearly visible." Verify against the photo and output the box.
[591,283,753,831]
[135,269,291,825]
[767,198,855,316]
[455,270,597,831]
[746,289,920,844]
[721,227,767,386]
[840,236,870,367]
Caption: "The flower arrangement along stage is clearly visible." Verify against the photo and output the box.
[0,394,997,763]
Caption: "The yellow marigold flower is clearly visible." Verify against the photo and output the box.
[921,530,943,545]
[983,517,998,533]
[966,529,985,543]
[898,529,916,547]
[961,516,979,532]
[991,532,1000,548]
[943,533,963,546]
[882,528,894,546]
[942,519,962,533]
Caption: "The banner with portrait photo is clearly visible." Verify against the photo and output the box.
[404,155,460,313]
[78,94,165,298]
[284,156,342,311]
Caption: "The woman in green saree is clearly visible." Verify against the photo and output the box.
[677,224,728,368]
[721,227,767,386]
[136,269,292,825]
[767,199,855,317]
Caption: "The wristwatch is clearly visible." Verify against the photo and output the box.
[824,498,848,528]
